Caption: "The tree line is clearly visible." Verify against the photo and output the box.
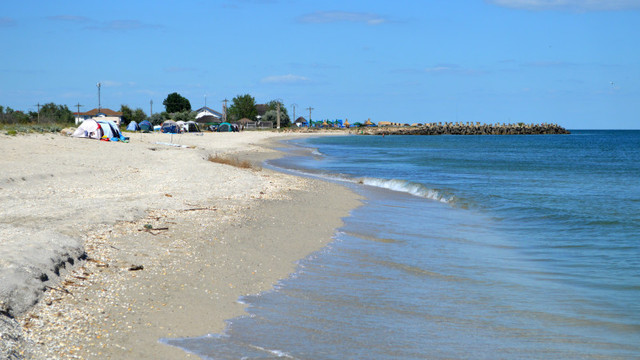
[0,92,293,128]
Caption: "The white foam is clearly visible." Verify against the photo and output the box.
[358,177,455,204]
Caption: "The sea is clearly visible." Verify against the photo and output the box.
[163,130,640,359]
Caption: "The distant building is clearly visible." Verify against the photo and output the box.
[74,108,123,126]
[194,106,223,123]
[294,116,307,127]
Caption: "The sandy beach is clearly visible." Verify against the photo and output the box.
[0,130,360,359]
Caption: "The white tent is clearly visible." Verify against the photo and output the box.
[71,119,103,139]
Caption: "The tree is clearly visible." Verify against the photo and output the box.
[120,105,133,124]
[150,113,165,126]
[132,108,147,123]
[262,110,291,128]
[163,92,191,113]
[227,94,257,122]
[265,100,291,127]
[39,103,74,123]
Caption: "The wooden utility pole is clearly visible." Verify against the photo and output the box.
[75,103,83,124]
[276,102,281,129]
[306,106,314,127]
[35,103,41,123]
[150,100,153,116]
[222,99,229,122]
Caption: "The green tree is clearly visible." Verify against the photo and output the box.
[150,113,165,126]
[262,110,291,128]
[40,103,74,123]
[163,92,191,113]
[227,94,257,122]
[132,108,147,123]
[265,100,291,127]
[120,105,133,124]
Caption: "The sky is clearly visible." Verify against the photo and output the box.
[1,0,639,129]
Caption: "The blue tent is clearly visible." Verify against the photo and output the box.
[96,120,126,141]
[161,120,180,134]
[126,121,139,131]
[139,120,152,132]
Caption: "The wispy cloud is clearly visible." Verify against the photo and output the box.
[523,60,576,67]
[424,64,485,75]
[297,11,389,25]
[47,15,161,31]
[46,15,91,23]
[86,20,162,31]
[0,17,17,27]
[486,0,640,11]
[164,67,198,73]
[261,74,310,84]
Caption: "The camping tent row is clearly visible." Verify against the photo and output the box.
[159,120,201,134]
[72,119,127,141]
[127,120,153,132]
[127,120,201,133]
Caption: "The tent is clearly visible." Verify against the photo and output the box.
[72,119,103,139]
[161,120,180,134]
[217,122,233,132]
[139,120,153,132]
[126,121,139,131]
[97,120,124,141]
[184,121,200,132]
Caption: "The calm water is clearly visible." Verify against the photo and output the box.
[164,130,640,359]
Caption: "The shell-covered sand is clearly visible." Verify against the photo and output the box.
[0,130,360,359]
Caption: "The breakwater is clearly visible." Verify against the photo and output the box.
[356,122,570,135]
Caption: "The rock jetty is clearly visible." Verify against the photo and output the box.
[356,122,570,135]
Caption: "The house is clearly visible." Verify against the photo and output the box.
[194,106,223,124]
[74,108,123,126]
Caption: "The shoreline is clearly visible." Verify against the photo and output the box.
[0,131,361,359]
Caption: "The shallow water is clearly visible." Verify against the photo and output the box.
[164,130,640,359]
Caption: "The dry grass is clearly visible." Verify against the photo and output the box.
[207,154,259,170]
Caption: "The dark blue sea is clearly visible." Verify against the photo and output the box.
[164,130,640,359]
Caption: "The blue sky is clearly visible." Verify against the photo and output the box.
[1,0,639,129]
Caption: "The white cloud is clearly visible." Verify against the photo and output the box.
[261,74,310,84]
[486,0,640,11]
[297,11,389,25]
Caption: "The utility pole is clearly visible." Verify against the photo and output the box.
[291,103,297,126]
[222,99,228,122]
[306,106,314,128]
[150,100,153,116]
[34,103,41,123]
[97,82,102,113]
[75,103,83,124]
[276,101,281,129]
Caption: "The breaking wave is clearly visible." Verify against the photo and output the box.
[357,177,456,204]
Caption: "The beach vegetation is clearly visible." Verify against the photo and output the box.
[227,94,257,122]
[1,103,75,134]
[207,154,259,170]
[163,92,192,113]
